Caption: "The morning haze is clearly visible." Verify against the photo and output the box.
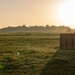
[1,0,75,75]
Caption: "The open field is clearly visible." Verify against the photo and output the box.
[0,33,75,75]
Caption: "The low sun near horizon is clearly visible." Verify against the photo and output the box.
[0,0,75,29]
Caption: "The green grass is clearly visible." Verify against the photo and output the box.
[0,33,74,75]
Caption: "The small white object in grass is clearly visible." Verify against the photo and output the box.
[17,52,19,55]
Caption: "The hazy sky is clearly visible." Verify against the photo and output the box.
[0,0,75,28]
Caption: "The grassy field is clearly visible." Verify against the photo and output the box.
[0,33,75,75]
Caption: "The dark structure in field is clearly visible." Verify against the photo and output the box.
[60,33,75,49]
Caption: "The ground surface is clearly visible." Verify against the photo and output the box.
[0,33,74,75]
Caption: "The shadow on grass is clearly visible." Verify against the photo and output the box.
[40,49,75,75]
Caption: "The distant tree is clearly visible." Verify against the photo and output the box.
[50,25,57,30]
[22,24,26,27]
[46,25,49,27]
[66,27,71,32]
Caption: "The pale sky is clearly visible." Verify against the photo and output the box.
[0,0,75,28]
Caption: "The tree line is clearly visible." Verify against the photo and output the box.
[0,25,71,33]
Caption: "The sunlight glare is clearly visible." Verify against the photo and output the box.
[57,1,75,28]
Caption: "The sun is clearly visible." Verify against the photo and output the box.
[57,1,75,28]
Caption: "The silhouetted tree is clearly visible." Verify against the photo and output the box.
[22,24,26,27]
[66,27,71,32]
[46,25,49,27]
